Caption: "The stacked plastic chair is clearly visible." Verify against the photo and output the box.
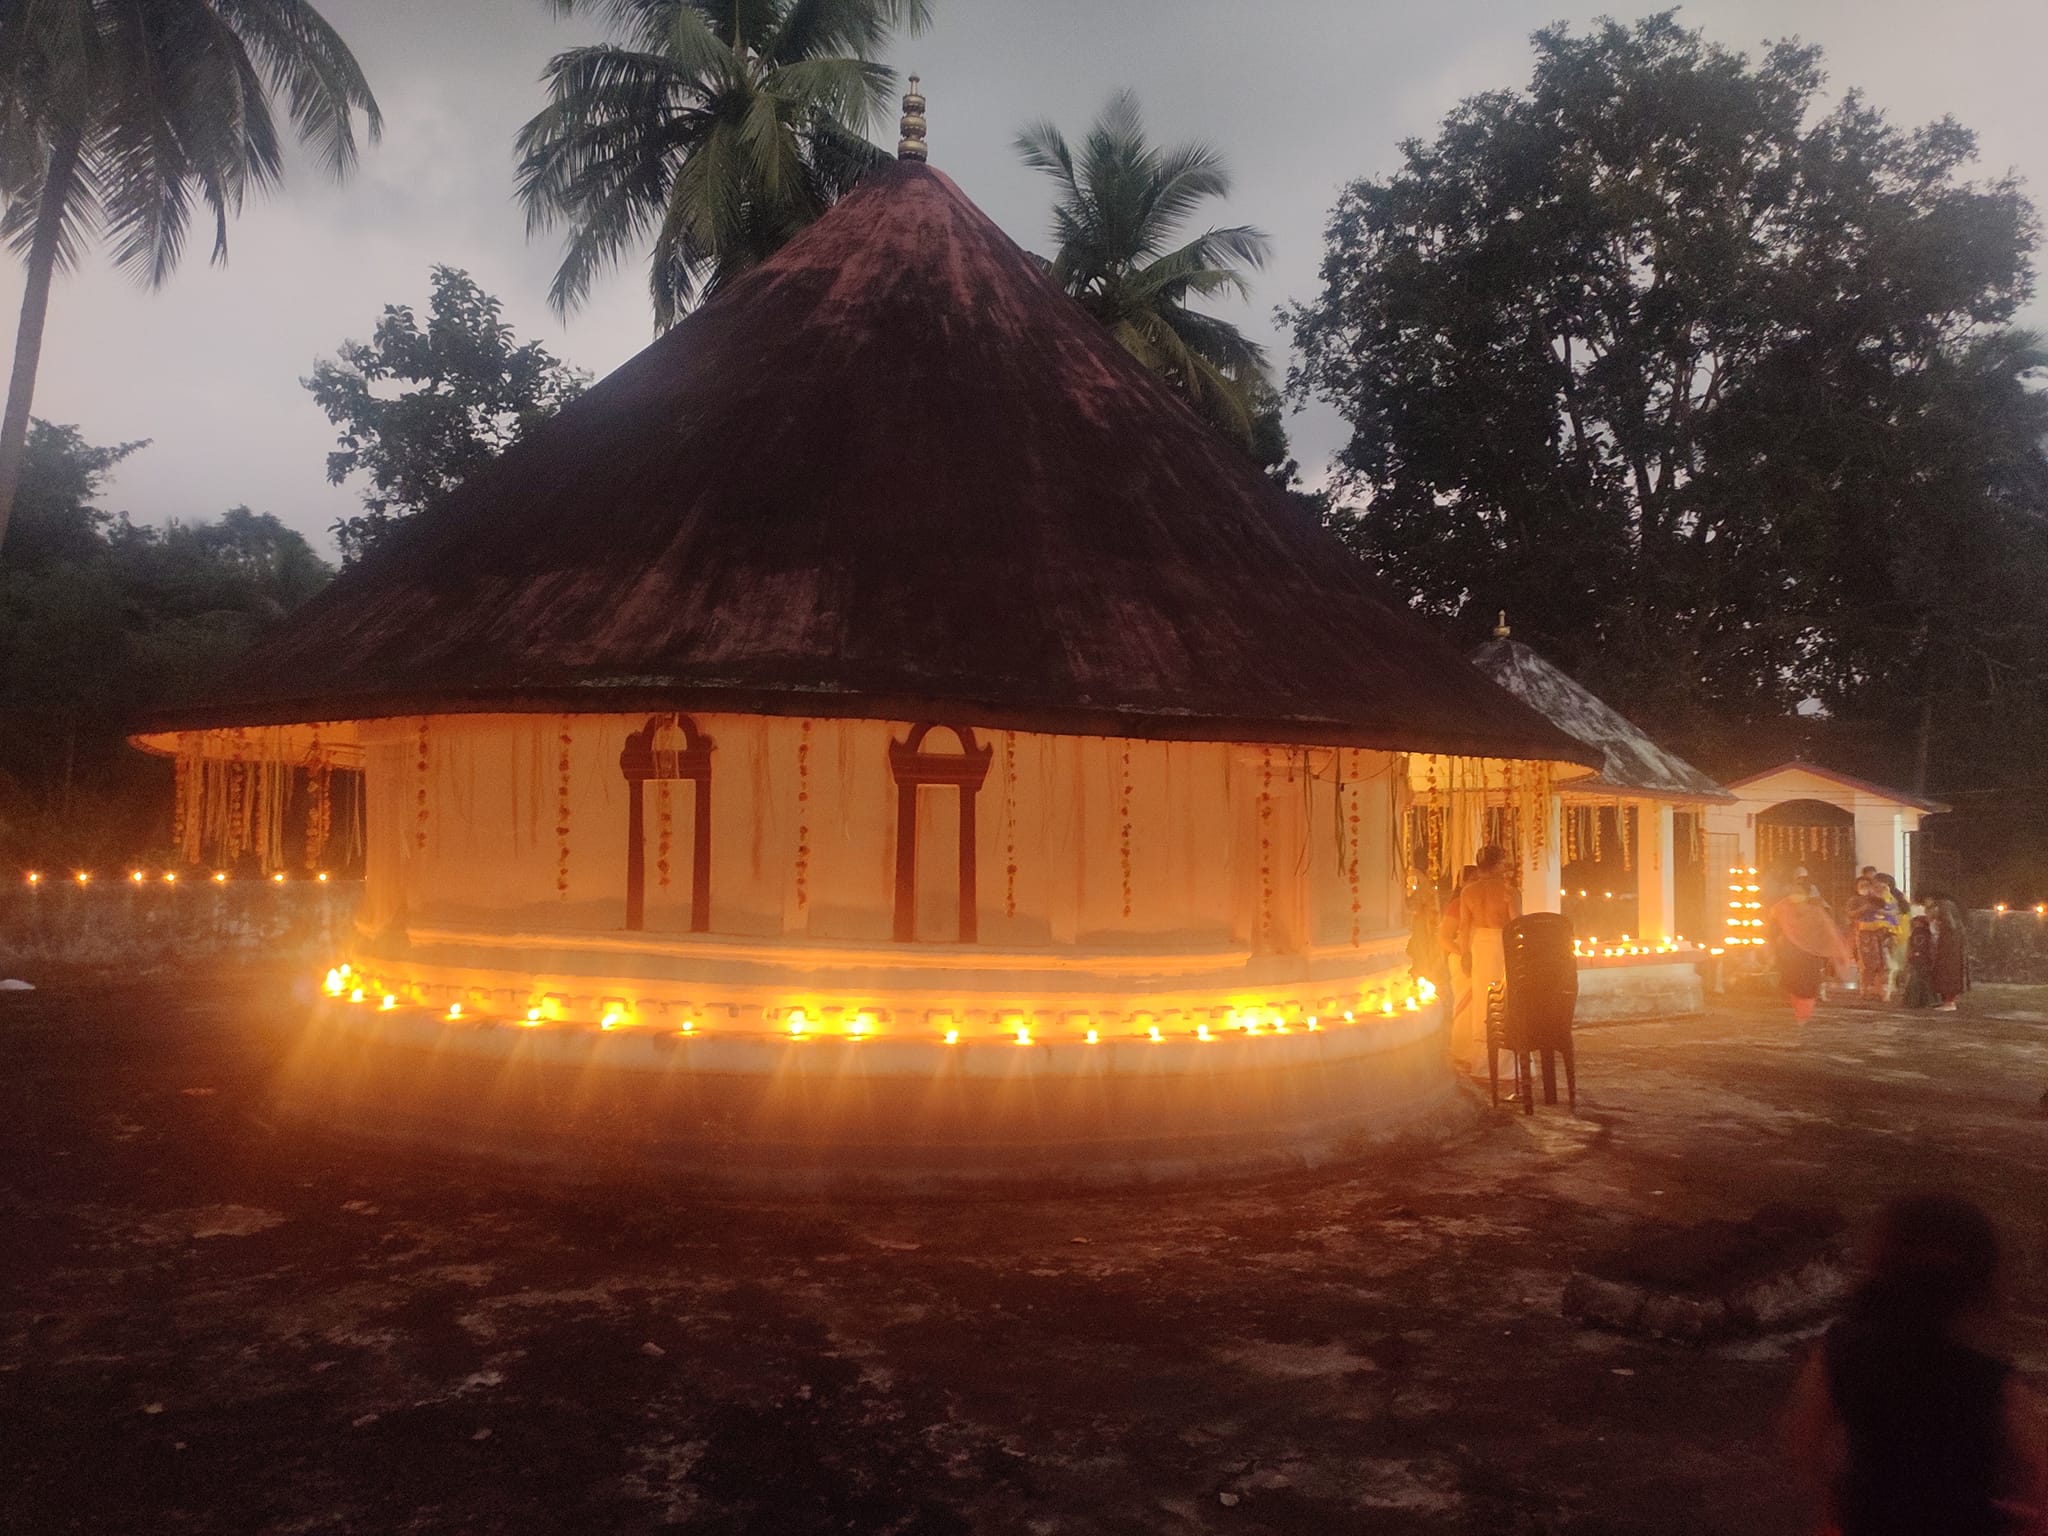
[1484,911,1579,1113]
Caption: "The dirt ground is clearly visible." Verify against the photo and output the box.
[4,968,2048,1535]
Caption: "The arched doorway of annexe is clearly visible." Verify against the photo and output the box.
[1755,798,1858,913]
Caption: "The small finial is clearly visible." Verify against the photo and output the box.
[898,74,927,162]
[1493,610,1510,639]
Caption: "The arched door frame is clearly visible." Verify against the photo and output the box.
[890,723,993,943]
[619,713,715,932]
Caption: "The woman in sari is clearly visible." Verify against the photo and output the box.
[1874,874,1912,998]
[1901,906,1939,1009]
[1928,892,1971,1013]
[1847,878,1901,1004]
[1770,884,1852,1023]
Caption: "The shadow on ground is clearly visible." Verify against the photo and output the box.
[4,967,2047,1533]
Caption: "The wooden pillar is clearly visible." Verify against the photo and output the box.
[690,776,712,933]
[1522,793,1563,913]
[625,777,646,930]
[1637,801,1676,942]
[893,780,918,942]
[890,725,992,945]
[958,782,979,943]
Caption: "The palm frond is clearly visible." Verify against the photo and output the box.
[1014,89,1268,443]
[0,120,100,272]
[515,46,690,236]
[214,0,382,178]
[771,0,929,68]
[1012,118,1076,191]
[524,0,916,317]
[803,109,888,198]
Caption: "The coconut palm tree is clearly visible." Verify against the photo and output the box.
[0,0,381,554]
[518,0,930,328]
[1014,91,1273,445]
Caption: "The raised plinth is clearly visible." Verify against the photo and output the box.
[278,997,1453,1189]
[1575,953,1705,1023]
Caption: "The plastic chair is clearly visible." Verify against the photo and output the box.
[1486,912,1579,1113]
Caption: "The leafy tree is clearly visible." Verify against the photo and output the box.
[517,0,930,326]
[1288,13,2044,791]
[305,266,589,563]
[1015,92,1273,444]
[0,0,380,555]
[0,421,330,867]
[3,418,146,568]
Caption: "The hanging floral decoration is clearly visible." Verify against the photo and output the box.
[173,742,195,860]
[794,719,812,911]
[555,720,572,898]
[1003,730,1018,921]
[1425,753,1443,884]
[1758,821,1849,867]
[414,717,431,852]
[227,731,248,861]
[1346,748,1363,947]
[1118,739,1134,920]
[176,728,295,873]
[304,728,333,870]
[656,780,673,890]
[1258,746,1275,946]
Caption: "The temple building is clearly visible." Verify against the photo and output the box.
[136,93,1594,1183]
[1469,624,1729,1020]
[1704,762,1948,912]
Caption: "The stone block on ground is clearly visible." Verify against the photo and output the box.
[1563,1203,1849,1342]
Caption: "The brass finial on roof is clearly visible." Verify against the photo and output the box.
[1494,610,1510,639]
[898,74,927,162]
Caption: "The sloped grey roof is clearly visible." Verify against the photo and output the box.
[1469,638,1731,803]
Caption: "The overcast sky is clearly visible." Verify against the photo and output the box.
[5,0,2044,560]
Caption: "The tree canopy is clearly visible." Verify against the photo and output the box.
[305,266,588,563]
[0,420,330,867]
[0,0,380,552]
[1016,91,1273,445]
[1289,13,2046,794]
[516,0,929,326]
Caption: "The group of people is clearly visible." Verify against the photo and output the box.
[1768,864,1969,1022]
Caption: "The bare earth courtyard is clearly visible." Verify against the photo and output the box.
[5,972,2047,1535]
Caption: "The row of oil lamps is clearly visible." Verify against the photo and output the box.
[22,869,335,886]
[1570,936,1703,958]
[319,963,1440,1045]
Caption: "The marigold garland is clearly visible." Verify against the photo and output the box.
[1258,746,1274,947]
[794,719,812,911]
[1346,748,1363,947]
[227,734,248,864]
[1426,753,1443,884]
[656,779,673,890]
[305,727,332,870]
[1003,730,1018,920]
[555,720,572,898]
[413,717,430,852]
[173,748,193,860]
[1117,739,1134,920]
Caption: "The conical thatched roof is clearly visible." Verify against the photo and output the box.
[156,161,1591,764]
[1469,638,1728,801]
